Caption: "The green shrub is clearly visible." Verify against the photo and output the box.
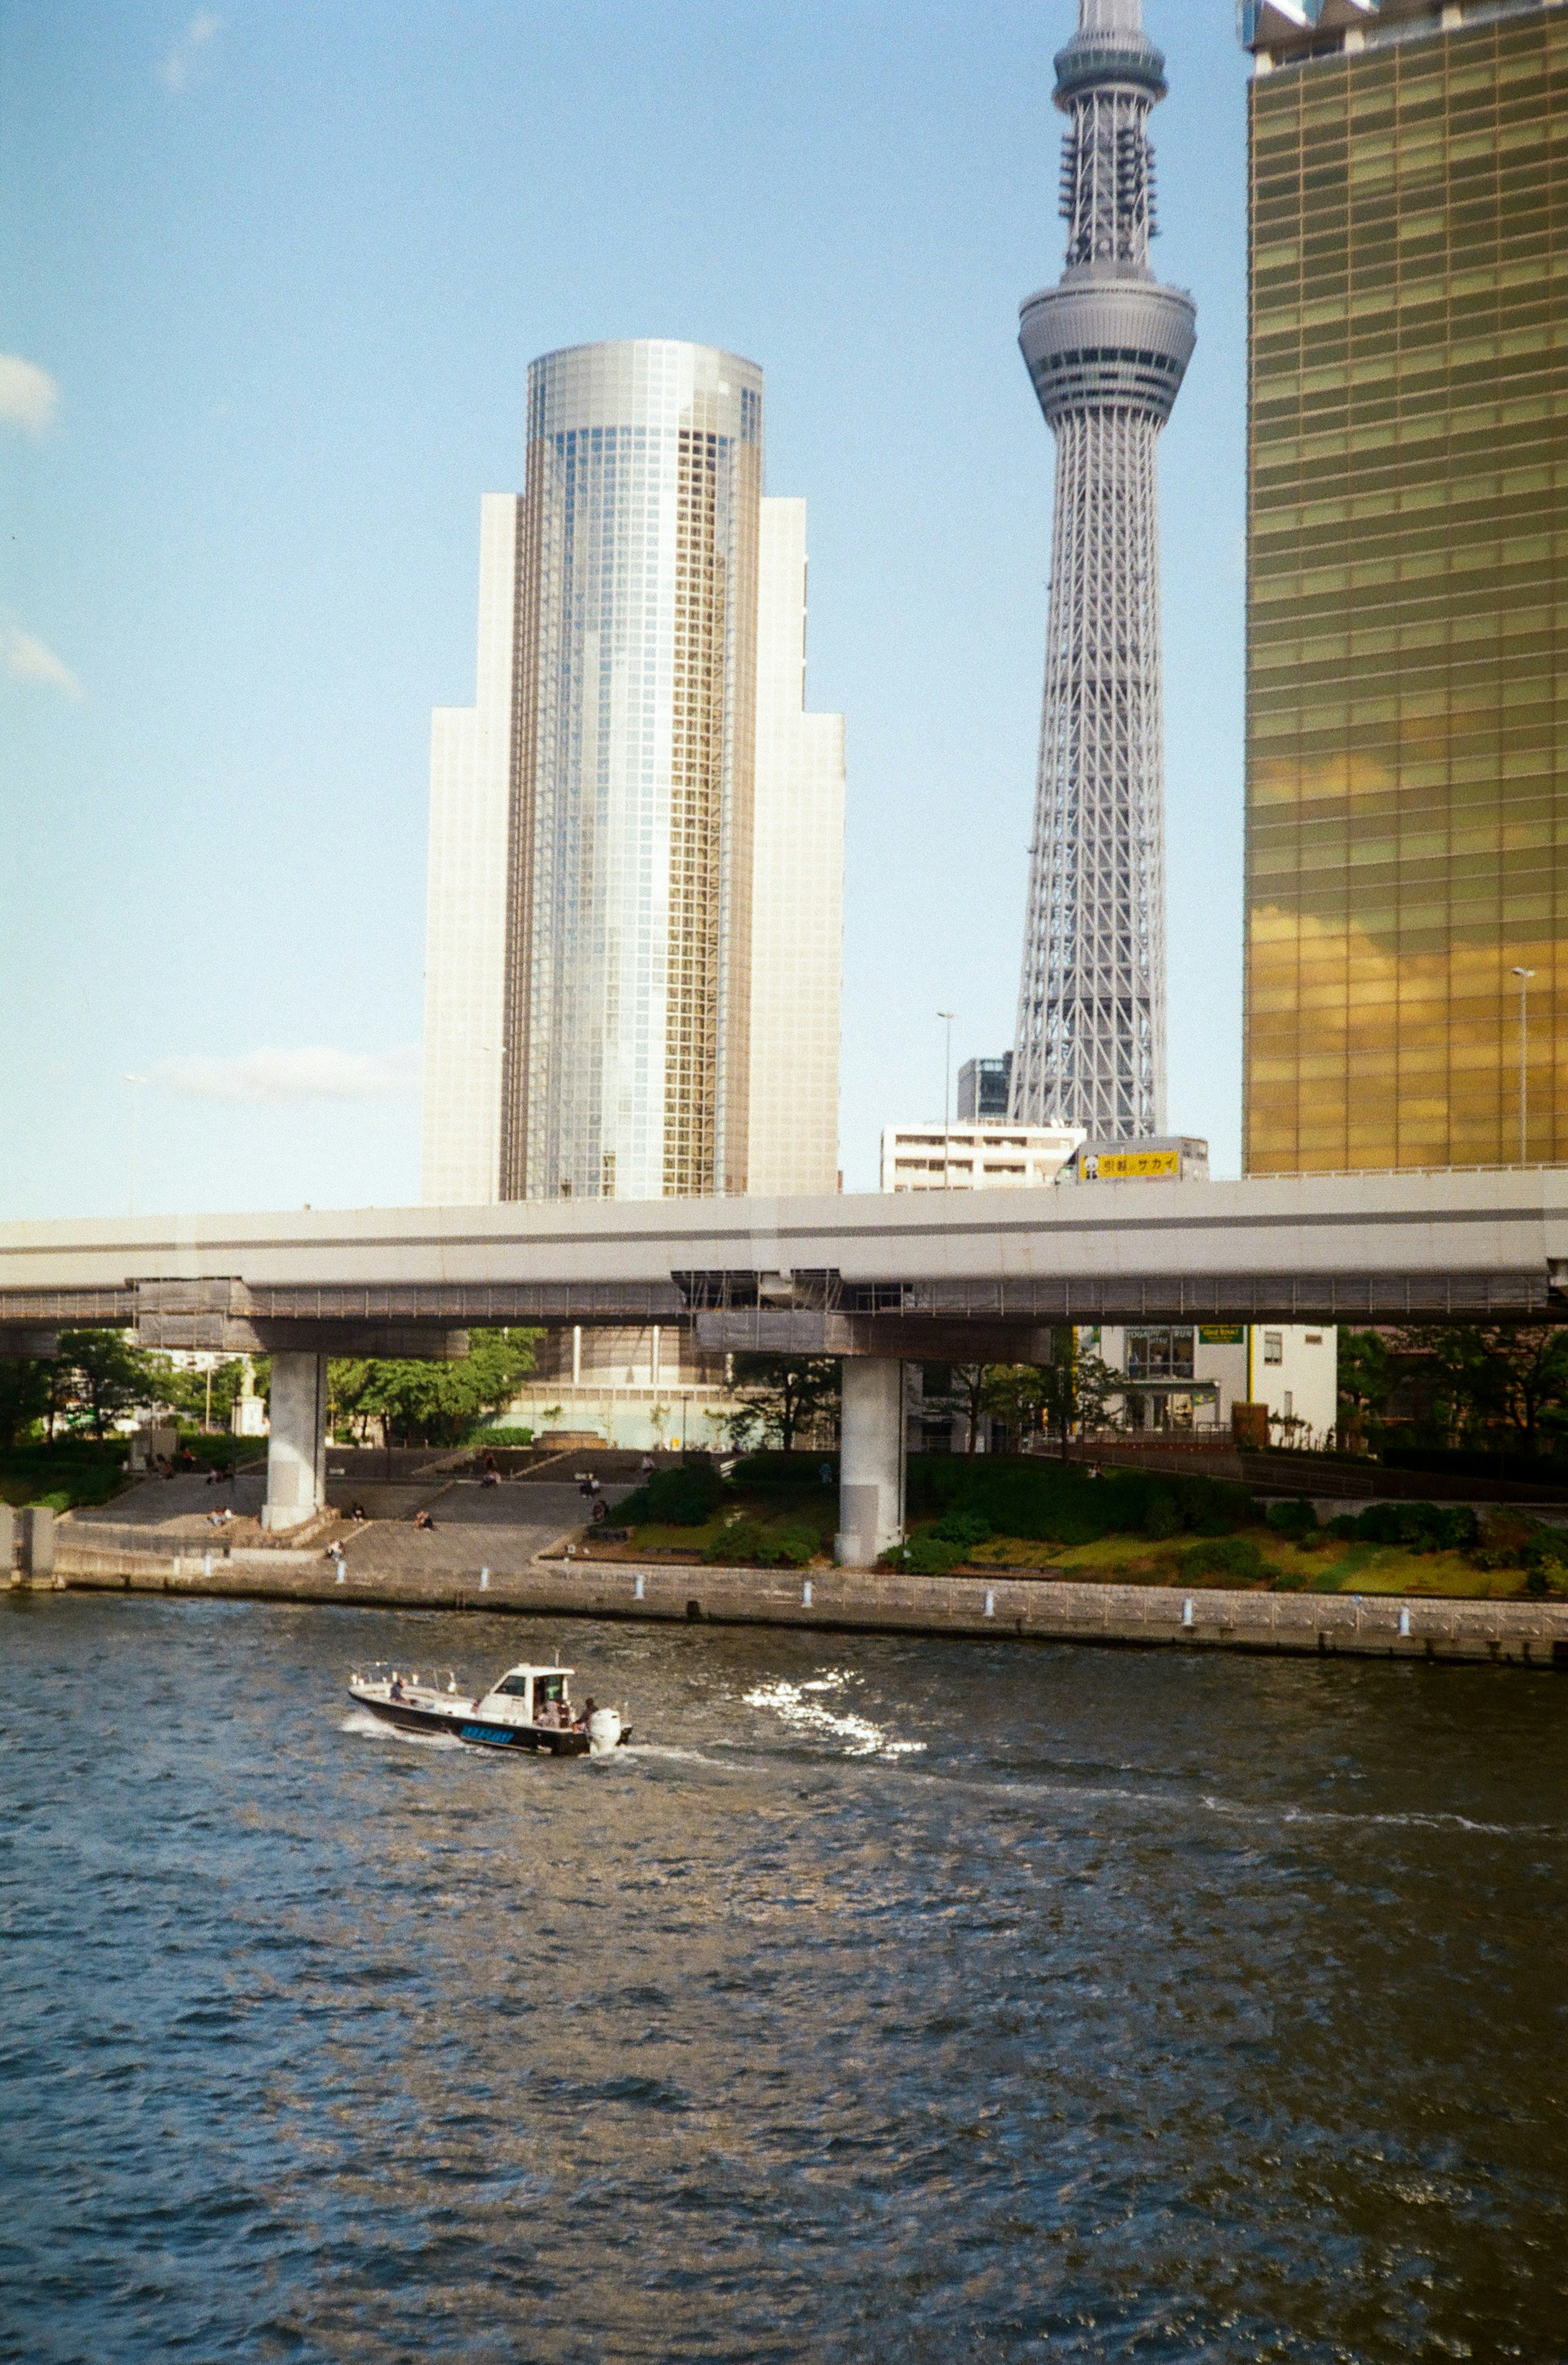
[1143,1491,1183,1540]
[705,1520,819,1568]
[771,1525,820,1567]
[1180,1534,1265,1586]
[931,1507,994,1549]
[618,1463,726,1528]
[476,1426,535,1448]
[1351,1501,1478,1553]
[1522,1527,1568,1592]
[171,1433,267,1470]
[904,1456,1256,1549]
[899,1535,963,1576]
[731,1451,837,1487]
[1266,1498,1319,1536]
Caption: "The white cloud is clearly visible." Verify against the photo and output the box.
[160,11,222,93]
[150,1045,421,1103]
[0,354,59,436]
[2,624,82,700]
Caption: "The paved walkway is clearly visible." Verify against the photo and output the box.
[337,1482,627,1574]
[70,1468,271,1542]
[65,1472,626,1563]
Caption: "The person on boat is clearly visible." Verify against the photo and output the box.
[575,1696,597,1732]
[390,1674,405,1701]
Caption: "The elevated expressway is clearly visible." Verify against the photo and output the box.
[4,1169,1565,1558]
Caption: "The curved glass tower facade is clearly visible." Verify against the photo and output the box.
[506,341,762,1202]
[1010,0,1195,1139]
[422,339,844,1206]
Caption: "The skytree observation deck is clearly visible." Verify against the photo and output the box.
[1011,0,1195,1140]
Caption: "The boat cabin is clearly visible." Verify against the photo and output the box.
[476,1663,576,1728]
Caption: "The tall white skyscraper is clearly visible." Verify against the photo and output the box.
[1009,0,1195,1138]
[422,339,844,1206]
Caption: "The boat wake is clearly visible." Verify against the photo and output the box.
[340,1708,463,1750]
[744,1671,926,1760]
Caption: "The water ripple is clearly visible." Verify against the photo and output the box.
[4,1594,1567,2363]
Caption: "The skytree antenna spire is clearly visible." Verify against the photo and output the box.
[1009,0,1194,1138]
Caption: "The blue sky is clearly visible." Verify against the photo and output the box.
[0,0,1252,1219]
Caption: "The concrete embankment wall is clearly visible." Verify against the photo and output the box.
[38,1546,1568,1669]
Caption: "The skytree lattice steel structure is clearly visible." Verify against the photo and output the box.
[1010,0,1195,1139]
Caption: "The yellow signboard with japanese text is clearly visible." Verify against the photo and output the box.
[1080,1148,1181,1182]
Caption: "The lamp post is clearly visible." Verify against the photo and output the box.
[937,1010,956,1189]
[1511,967,1535,1165]
[123,1072,149,1217]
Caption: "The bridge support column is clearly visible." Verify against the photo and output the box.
[262,1351,327,1531]
[835,1359,905,1567]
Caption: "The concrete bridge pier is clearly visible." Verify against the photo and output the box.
[262,1351,328,1531]
[835,1359,905,1567]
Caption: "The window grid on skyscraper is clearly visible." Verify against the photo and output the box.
[1244,6,1568,1175]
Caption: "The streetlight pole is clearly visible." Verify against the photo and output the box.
[1511,967,1535,1165]
[937,1010,956,1190]
[123,1073,149,1217]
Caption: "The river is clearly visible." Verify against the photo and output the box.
[3,1592,1564,2361]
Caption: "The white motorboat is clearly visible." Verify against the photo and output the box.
[347,1658,629,1756]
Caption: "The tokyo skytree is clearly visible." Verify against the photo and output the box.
[1009,0,1194,1137]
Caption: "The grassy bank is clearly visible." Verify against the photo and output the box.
[588,1453,1568,1603]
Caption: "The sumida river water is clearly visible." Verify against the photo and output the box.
[3,1592,1565,2363]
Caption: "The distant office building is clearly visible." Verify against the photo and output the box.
[957,1054,1013,1123]
[881,1120,1086,1193]
[422,339,844,1206]
[1240,0,1568,1171]
[1010,0,1195,1139]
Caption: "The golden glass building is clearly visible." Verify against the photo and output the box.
[1241,0,1568,1173]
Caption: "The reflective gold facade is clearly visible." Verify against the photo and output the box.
[1244,7,1568,1174]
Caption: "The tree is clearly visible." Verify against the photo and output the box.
[1396,1323,1568,1461]
[926,1364,994,1453]
[0,1359,53,1451]
[982,1362,1052,1452]
[151,1355,251,1432]
[724,1355,841,1452]
[1336,1328,1392,1447]
[55,1329,156,1440]
[1071,1351,1125,1435]
[324,1329,541,1448]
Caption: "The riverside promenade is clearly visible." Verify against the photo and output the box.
[38,1497,1568,1670]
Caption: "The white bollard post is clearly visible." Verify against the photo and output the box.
[480,1567,490,1592]
[204,1552,213,1578]
[802,1579,814,1608]
[1398,1607,1411,1637]
[984,1590,995,1619]
[1183,1598,1195,1628]
[634,1572,646,1601]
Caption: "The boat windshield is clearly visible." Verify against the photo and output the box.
[493,1674,531,1697]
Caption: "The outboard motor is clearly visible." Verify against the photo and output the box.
[586,1707,622,1756]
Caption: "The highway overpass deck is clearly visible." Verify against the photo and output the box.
[2,1169,1566,1359]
